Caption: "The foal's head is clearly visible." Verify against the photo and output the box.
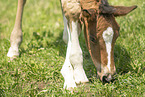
[80,0,137,83]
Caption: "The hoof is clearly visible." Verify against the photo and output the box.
[7,47,19,58]
[8,56,18,62]
[63,81,77,91]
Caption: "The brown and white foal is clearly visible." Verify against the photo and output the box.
[7,0,137,90]
[80,0,137,83]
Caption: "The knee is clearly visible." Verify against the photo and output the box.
[69,51,83,66]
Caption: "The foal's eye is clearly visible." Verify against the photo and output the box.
[90,36,97,43]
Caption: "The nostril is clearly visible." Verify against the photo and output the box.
[102,74,113,83]
[102,76,108,83]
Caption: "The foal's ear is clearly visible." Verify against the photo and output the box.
[112,5,137,16]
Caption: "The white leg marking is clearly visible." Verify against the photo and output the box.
[61,24,76,90]
[61,21,89,90]
[7,46,19,57]
[102,27,114,71]
[62,14,68,44]
[70,21,89,84]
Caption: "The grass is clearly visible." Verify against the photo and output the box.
[0,0,145,96]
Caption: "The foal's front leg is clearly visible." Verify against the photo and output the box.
[61,20,89,90]
[61,21,76,90]
[7,0,26,58]
[69,21,89,84]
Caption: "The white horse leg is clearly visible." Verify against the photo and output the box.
[62,14,68,44]
[61,23,76,90]
[7,0,26,58]
[69,21,89,84]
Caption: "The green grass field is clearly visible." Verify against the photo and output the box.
[0,0,145,96]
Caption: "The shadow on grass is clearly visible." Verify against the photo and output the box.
[114,44,132,74]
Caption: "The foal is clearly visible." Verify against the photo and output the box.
[7,0,137,90]
[61,0,137,90]
[80,0,137,83]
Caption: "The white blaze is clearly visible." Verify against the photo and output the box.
[102,27,114,71]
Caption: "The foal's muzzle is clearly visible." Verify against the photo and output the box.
[102,74,113,83]
[99,73,116,83]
